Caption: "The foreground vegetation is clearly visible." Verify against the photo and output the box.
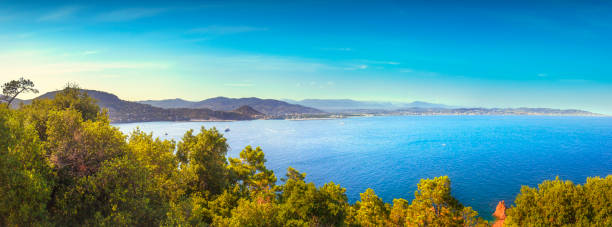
[1,84,611,226]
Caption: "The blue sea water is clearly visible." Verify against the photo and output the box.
[114,116,612,218]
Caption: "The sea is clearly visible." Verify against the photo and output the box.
[114,115,612,219]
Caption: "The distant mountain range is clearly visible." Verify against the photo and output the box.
[139,97,323,115]
[282,99,454,112]
[393,107,598,116]
[7,90,602,123]
[23,90,259,123]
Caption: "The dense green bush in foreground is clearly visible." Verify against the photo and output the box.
[1,87,611,226]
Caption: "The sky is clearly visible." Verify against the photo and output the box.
[0,0,611,114]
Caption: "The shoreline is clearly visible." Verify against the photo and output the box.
[111,113,610,124]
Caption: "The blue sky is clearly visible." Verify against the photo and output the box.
[1,0,611,114]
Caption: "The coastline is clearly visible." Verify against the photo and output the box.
[189,119,238,122]
[111,113,609,124]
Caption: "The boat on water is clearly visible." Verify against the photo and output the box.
[225,128,230,132]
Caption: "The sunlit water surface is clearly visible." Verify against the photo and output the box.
[114,116,612,218]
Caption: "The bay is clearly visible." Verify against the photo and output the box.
[114,115,612,218]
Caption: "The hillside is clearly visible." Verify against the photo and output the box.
[283,99,453,112]
[31,90,256,123]
[139,97,324,116]
[138,98,195,109]
[232,105,264,117]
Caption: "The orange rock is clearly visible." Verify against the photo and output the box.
[492,200,506,227]
[493,200,506,219]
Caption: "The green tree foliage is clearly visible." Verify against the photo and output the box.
[406,176,461,226]
[1,84,170,226]
[388,198,409,226]
[165,127,236,225]
[228,146,277,195]
[506,176,612,226]
[45,108,127,178]
[178,127,229,197]
[583,176,612,225]
[51,84,101,122]
[53,156,162,226]
[0,106,52,226]
[404,176,486,226]
[219,192,280,227]
[346,188,390,226]
[1,77,38,106]
[128,129,179,200]
[277,167,348,226]
[344,176,487,227]
[20,84,102,141]
[317,182,350,225]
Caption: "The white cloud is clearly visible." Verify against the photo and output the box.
[189,25,268,35]
[96,8,166,22]
[39,6,80,21]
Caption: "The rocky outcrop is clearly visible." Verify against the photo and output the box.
[493,200,507,227]
[232,105,264,117]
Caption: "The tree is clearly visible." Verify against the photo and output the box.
[505,176,612,226]
[349,188,389,226]
[0,106,52,225]
[177,127,230,197]
[228,146,277,195]
[277,167,348,226]
[45,108,127,178]
[405,176,487,226]
[127,129,180,220]
[218,193,280,227]
[388,198,409,226]
[1,77,39,106]
[317,182,349,226]
[128,128,179,188]
[582,176,612,226]
[53,156,163,226]
[51,84,101,122]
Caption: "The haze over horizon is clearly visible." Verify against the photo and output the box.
[1,1,611,114]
